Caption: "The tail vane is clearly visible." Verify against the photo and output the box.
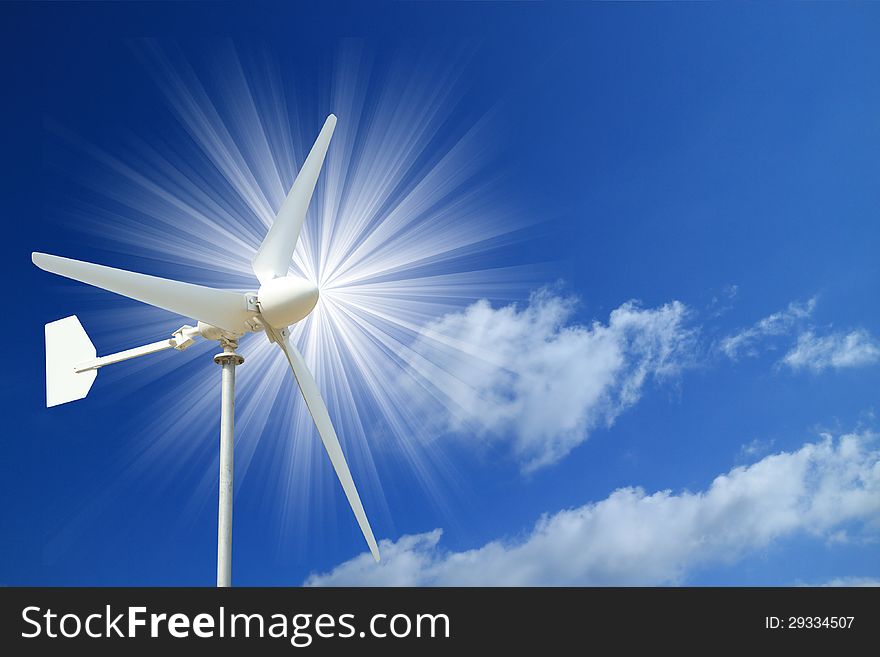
[45,315,97,407]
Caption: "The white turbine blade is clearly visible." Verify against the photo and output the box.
[33,252,252,332]
[252,115,337,284]
[272,328,380,562]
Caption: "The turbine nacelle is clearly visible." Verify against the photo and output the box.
[257,276,319,329]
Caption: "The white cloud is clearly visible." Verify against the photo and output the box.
[818,577,880,587]
[706,284,739,318]
[720,297,817,360]
[306,432,880,586]
[401,290,694,471]
[782,330,880,372]
[717,296,879,373]
[739,437,775,460]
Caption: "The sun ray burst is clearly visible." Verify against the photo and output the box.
[44,39,547,559]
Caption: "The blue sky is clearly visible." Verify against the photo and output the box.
[2,2,879,586]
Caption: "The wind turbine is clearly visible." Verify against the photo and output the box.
[33,114,380,586]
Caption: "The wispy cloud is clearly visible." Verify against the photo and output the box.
[717,295,879,374]
[817,576,880,587]
[306,431,880,586]
[782,330,880,372]
[719,297,817,360]
[401,290,695,471]
[706,283,739,318]
[738,437,775,460]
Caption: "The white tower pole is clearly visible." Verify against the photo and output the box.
[214,339,244,587]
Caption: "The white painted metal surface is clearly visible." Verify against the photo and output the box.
[214,345,243,587]
[45,316,97,407]
[32,253,256,334]
[74,326,198,373]
[252,114,337,284]
[256,276,319,328]
[272,327,380,562]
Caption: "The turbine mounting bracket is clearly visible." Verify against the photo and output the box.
[214,336,244,366]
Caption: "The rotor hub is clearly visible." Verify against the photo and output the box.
[257,276,319,328]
